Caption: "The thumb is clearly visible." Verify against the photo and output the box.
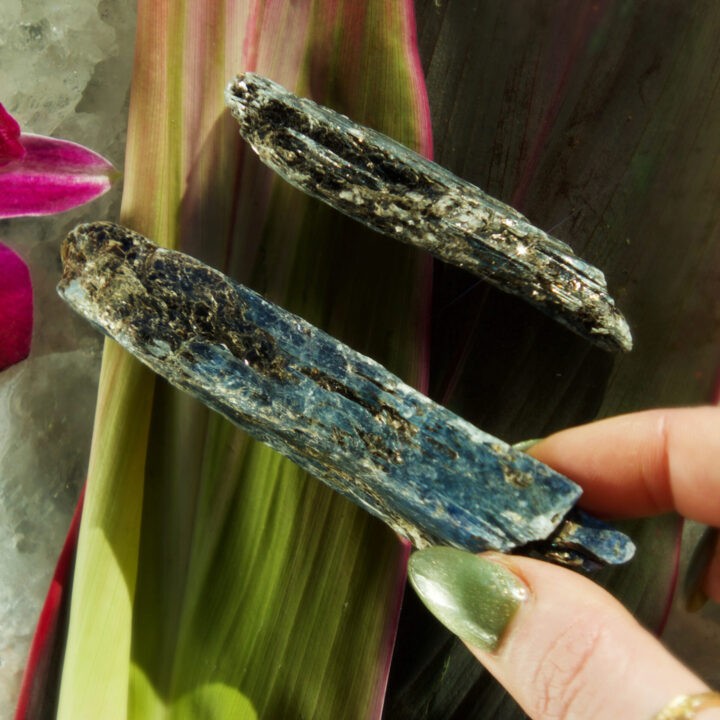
[408,547,719,720]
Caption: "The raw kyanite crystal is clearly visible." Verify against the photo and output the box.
[225,73,633,353]
[58,222,635,570]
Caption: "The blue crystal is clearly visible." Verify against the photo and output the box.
[225,73,632,353]
[58,222,634,569]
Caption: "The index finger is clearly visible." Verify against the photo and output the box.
[529,406,720,524]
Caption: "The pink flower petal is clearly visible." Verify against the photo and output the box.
[0,243,32,371]
[0,104,25,166]
[0,134,116,218]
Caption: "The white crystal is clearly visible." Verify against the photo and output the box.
[0,1,135,714]
[0,350,101,711]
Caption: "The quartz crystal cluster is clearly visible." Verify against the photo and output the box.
[0,0,133,143]
[0,1,135,712]
[0,351,99,707]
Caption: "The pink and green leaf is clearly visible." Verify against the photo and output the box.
[0,243,32,371]
[56,1,431,718]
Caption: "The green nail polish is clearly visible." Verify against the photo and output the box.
[512,438,542,453]
[408,547,528,652]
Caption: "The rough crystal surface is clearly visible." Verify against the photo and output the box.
[58,222,635,569]
[226,73,633,352]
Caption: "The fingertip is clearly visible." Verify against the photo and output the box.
[529,407,720,523]
[463,555,710,720]
[407,547,529,653]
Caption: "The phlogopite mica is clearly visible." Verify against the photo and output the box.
[225,73,632,353]
[57,222,634,570]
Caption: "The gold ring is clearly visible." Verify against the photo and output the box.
[653,692,720,719]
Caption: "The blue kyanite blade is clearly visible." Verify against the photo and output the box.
[57,222,635,569]
[225,73,632,353]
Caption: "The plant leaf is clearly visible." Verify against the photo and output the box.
[0,134,117,218]
[56,1,432,718]
[386,1,720,716]
[0,242,32,371]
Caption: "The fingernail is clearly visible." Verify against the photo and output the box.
[407,547,528,652]
[512,438,542,452]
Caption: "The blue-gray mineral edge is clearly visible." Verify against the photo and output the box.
[57,222,635,570]
[225,73,633,353]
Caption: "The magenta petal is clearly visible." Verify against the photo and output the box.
[0,134,116,218]
[0,243,32,371]
[0,104,26,166]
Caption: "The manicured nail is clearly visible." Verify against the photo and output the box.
[407,547,528,652]
[513,438,542,453]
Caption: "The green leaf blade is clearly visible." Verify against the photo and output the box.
[58,1,433,718]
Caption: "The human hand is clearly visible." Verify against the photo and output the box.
[408,407,720,719]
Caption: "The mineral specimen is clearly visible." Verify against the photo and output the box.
[225,73,633,353]
[58,222,634,570]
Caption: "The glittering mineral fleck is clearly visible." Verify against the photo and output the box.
[225,73,633,352]
[58,221,635,571]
